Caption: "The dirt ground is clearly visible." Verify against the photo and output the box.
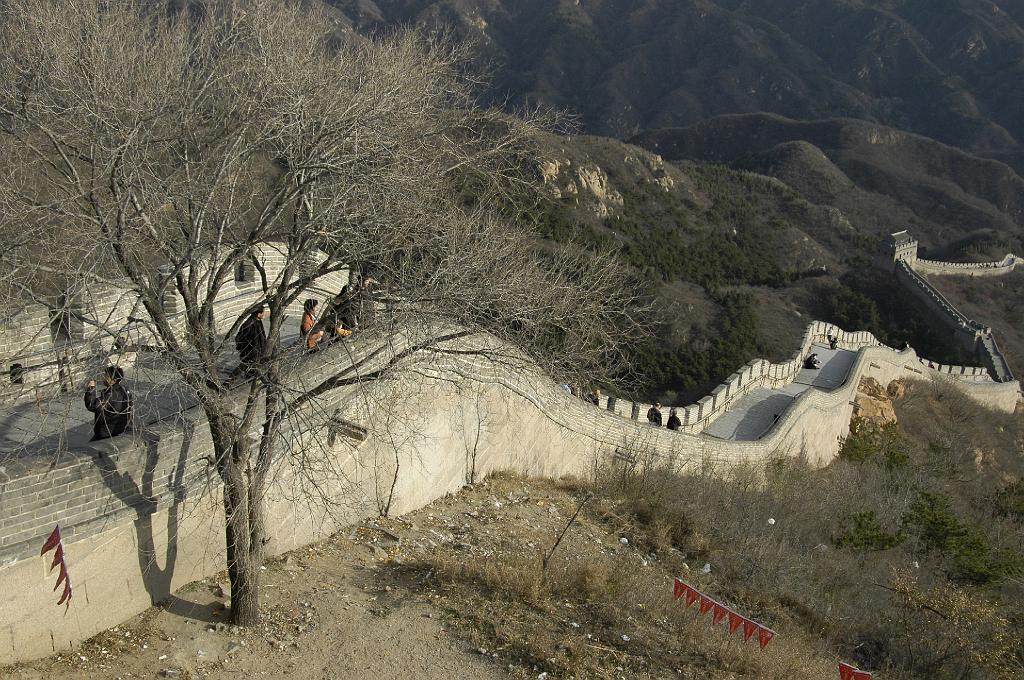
[3,473,825,680]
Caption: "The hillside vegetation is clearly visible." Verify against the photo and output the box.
[522,132,1001,402]
[410,380,1024,680]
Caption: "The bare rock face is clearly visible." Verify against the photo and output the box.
[853,376,900,424]
[537,157,623,217]
[574,164,623,217]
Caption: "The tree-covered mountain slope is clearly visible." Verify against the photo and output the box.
[326,0,1024,153]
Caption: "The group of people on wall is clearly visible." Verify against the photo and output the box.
[84,272,380,442]
[235,272,378,370]
[563,385,684,432]
[646,402,682,430]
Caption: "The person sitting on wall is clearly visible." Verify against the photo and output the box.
[236,306,267,368]
[587,388,601,406]
[647,402,663,426]
[828,334,838,350]
[302,299,325,351]
[666,407,681,431]
[803,353,821,370]
[85,366,132,441]
[323,306,353,343]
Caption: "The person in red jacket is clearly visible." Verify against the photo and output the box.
[302,299,325,351]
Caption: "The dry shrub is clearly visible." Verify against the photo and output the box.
[429,552,549,606]
[890,571,1024,680]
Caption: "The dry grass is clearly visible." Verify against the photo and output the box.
[402,474,836,679]
[404,380,1024,679]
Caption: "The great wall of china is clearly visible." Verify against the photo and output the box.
[0,236,1020,664]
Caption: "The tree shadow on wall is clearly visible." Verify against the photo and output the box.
[92,422,219,624]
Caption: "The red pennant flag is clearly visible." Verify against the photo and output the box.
[40,526,61,555]
[742,618,758,641]
[674,578,685,601]
[685,586,699,608]
[853,671,872,680]
[698,595,715,616]
[757,626,775,650]
[727,610,744,634]
[712,603,728,625]
[40,525,73,612]
[839,663,855,680]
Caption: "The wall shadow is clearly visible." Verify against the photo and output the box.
[92,421,217,624]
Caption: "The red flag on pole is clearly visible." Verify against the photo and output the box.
[712,603,728,625]
[727,610,744,634]
[742,618,758,641]
[757,626,775,650]
[698,595,715,616]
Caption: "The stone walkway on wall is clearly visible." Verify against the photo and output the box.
[704,345,858,441]
[0,331,303,459]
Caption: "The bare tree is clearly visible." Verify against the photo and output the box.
[0,0,639,624]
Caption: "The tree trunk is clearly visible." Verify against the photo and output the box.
[213,416,262,625]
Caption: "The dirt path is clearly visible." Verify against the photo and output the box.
[4,527,506,680]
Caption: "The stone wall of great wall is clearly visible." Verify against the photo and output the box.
[889,232,1017,384]
[913,253,1019,277]
[0,241,1021,665]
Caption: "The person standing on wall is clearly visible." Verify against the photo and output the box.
[666,407,681,431]
[647,402,663,426]
[236,306,267,372]
[84,366,132,441]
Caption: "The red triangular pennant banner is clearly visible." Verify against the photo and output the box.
[742,618,758,641]
[40,526,61,556]
[698,595,715,616]
[727,610,744,634]
[853,671,872,680]
[712,603,728,625]
[685,586,699,608]
[839,662,855,680]
[757,626,775,650]
[674,578,685,601]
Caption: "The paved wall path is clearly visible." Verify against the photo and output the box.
[705,345,857,441]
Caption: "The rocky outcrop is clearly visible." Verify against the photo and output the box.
[853,376,903,424]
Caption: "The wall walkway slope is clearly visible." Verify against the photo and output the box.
[0,315,1019,664]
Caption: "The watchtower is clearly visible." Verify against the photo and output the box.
[889,231,918,268]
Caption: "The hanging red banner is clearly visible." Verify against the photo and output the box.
[672,578,776,653]
[757,626,775,650]
[840,662,872,680]
[40,525,72,612]
[727,611,744,634]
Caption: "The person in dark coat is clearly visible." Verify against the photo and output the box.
[84,366,132,441]
[647,402,663,426]
[236,306,267,367]
[666,408,681,431]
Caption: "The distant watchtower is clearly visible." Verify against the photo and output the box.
[889,231,918,268]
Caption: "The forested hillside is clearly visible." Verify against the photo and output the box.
[326,0,1024,153]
